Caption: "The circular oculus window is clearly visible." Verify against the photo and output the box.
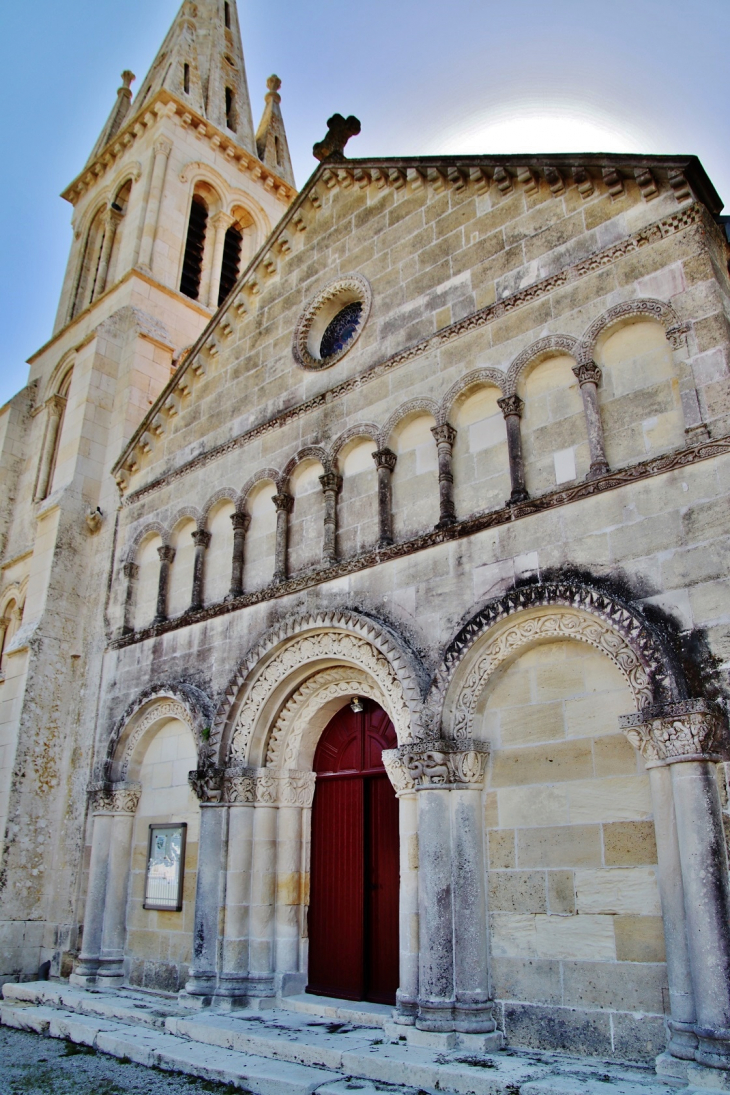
[292,275,372,370]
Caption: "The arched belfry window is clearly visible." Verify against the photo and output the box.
[224,1,231,28]
[225,87,237,132]
[180,195,209,300]
[218,224,243,305]
[35,368,73,501]
[183,63,191,94]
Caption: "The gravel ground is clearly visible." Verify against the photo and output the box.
[0,1026,245,1094]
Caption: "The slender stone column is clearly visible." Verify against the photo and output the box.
[573,361,609,479]
[319,472,342,566]
[71,783,141,987]
[248,801,278,998]
[185,781,229,998]
[383,752,419,1024]
[207,212,234,309]
[384,740,495,1035]
[275,802,305,992]
[622,701,730,1071]
[35,395,66,501]
[154,545,175,623]
[372,448,397,547]
[217,772,256,1003]
[497,394,528,503]
[190,529,211,611]
[121,562,139,635]
[97,786,141,986]
[227,512,250,599]
[431,424,458,528]
[137,137,173,272]
[92,208,123,301]
[272,492,294,582]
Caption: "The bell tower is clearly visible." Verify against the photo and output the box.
[0,0,296,986]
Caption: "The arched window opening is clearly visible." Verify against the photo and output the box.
[112,179,132,215]
[71,208,106,319]
[218,224,243,305]
[180,195,208,300]
[224,1,231,28]
[225,86,237,132]
[36,368,73,501]
[183,62,190,94]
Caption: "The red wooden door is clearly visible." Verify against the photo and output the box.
[307,701,399,1004]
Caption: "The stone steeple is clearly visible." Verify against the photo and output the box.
[255,76,295,187]
[86,71,136,166]
[130,0,256,154]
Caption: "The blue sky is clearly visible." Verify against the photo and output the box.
[0,0,727,407]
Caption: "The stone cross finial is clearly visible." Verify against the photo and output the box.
[313,113,362,163]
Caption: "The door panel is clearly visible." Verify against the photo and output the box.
[307,776,364,999]
[308,701,399,1004]
[365,774,400,1004]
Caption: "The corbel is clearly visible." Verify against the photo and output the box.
[447,166,467,192]
[321,168,338,189]
[196,123,207,138]
[278,237,292,255]
[572,166,594,198]
[219,319,234,339]
[262,256,277,276]
[310,190,322,208]
[668,169,692,203]
[164,393,181,418]
[543,165,564,195]
[602,166,624,199]
[151,414,166,437]
[180,113,192,127]
[370,168,388,189]
[234,294,248,317]
[138,431,153,455]
[388,168,406,189]
[635,168,658,201]
[493,166,512,194]
[426,167,447,193]
[292,212,307,232]
[225,146,236,160]
[265,176,276,190]
[353,168,370,189]
[469,166,490,195]
[407,167,425,190]
[211,135,221,150]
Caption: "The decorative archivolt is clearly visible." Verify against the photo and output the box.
[283,445,332,482]
[265,666,389,769]
[210,610,426,768]
[504,335,579,395]
[238,468,284,509]
[577,297,687,365]
[331,423,380,463]
[125,520,169,561]
[103,682,214,782]
[202,488,239,524]
[429,582,681,739]
[170,505,203,533]
[439,368,507,423]
[378,399,439,449]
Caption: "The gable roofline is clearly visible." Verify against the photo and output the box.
[111,150,723,483]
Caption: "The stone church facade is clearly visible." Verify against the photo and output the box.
[3,0,730,1084]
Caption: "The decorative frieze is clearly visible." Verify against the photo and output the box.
[188,767,316,807]
[89,782,141,815]
[619,700,727,766]
[383,740,489,792]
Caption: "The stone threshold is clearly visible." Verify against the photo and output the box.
[1,980,718,1095]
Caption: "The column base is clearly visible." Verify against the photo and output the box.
[185,969,217,997]
[507,489,529,506]
[696,1029,730,1071]
[586,461,609,480]
[384,1022,503,1052]
[434,516,457,530]
[415,997,497,1035]
[655,1051,690,1085]
[377,538,393,549]
[667,1018,699,1061]
[70,956,100,987]
[178,991,214,1010]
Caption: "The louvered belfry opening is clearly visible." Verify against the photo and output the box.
[180,196,208,300]
[218,225,243,305]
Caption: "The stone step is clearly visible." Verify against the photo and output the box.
[280,993,393,1030]
[0,983,683,1095]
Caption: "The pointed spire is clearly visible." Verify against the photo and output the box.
[131,0,255,153]
[255,76,295,187]
[86,71,135,166]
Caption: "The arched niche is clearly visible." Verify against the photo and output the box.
[205,498,236,606]
[168,518,197,617]
[518,354,589,495]
[287,457,325,574]
[242,479,277,591]
[336,436,379,556]
[390,412,439,539]
[451,384,509,516]
[133,532,163,630]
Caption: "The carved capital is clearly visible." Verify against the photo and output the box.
[189,767,317,807]
[154,137,173,160]
[497,394,524,419]
[89,782,141,815]
[211,211,234,232]
[230,512,251,532]
[620,700,726,767]
[384,739,490,790]
[272,492,294,514]
[191,529,211,549]
[157,545,175,564]
[572,361,602,387]
[373,448,397,472]
[254,770,316,807]
[319,472,343,495]
[122,561,139,580]
[45,394,67,419]
[431,424,457,447]
[188,767,225,803]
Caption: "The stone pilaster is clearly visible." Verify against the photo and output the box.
[71,783,141,988]
[497,394,528,504]
[154,544,175,623]
[272,492,294,582]
[573,361,609,478]
[184,799,229,999]
[190,529,211,611]
[227,512,250,600]
[319,472,342,566]
[384,740,496,1035]
[621,701,730,1071]
[431,424,458,528]
[137,137,172,273]
[372,448,397,547]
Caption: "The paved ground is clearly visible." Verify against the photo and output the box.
[0,1026,244,1095]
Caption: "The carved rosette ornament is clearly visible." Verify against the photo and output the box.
[383,740,489,792]
[619,700,727,767]
[188,768,315,807]
[89,782,141,815]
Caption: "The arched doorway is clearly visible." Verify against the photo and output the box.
[307,699,399,1004]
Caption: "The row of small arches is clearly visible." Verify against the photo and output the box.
[121,310,692,632]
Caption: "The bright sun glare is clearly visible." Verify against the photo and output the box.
[435,97,658,157]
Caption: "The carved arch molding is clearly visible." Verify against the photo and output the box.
[104,682,214,782]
